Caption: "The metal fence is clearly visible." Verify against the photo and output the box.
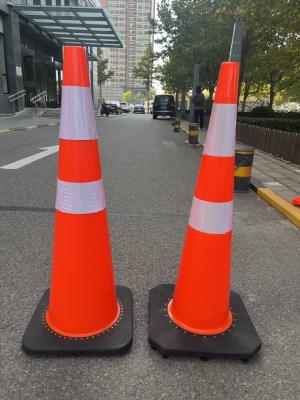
[202,115,300,165]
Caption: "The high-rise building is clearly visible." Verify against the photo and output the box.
[100,0,155,101]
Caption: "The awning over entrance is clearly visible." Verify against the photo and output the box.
[13,5,123,48]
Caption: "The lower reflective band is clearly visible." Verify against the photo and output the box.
[56,179,106,214]
[188,197,233,234]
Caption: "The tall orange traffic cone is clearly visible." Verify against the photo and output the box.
[149,62,261,360]
[22,46,133,355]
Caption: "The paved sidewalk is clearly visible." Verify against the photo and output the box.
[180,120,300,203]
[0,109,59,132]
[180,119,300,228]
[252,152,300,202]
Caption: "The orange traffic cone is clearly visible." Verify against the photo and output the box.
[149,62,261,360]
[22,46,133,355]
[292,197,300,207]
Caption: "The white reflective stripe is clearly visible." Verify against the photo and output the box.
[59,87,97,140]
[203,103,237,157]
[56,179,106,214]
[188,197,233,234]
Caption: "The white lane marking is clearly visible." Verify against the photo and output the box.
[0,145,59,170]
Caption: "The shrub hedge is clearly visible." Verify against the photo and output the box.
[237,110,300,120]
[249,106,275,117]
[237,117,300,133]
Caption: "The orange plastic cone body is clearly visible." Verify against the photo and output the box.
[168,62,240,335]
[46,46,119,337]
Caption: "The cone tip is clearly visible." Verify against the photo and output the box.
[63,46,90,88]
[214,62,240,104]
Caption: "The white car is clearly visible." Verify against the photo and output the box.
[120,102,130,113]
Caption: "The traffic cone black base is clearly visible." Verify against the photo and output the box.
[149,285,261,360]
[22,286,133,356]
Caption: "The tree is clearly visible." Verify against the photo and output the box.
[122,90,132,104]
[133,44,156,112]
[155,0,300,111]
[214,0,300,108]
[134,91,145,104]
[155,0,230,111]
[97,48,114,104]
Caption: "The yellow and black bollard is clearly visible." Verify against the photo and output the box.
[173,119,181,132]
[188,122,199,145]
[234,145,255,192]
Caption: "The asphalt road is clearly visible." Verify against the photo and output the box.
[0,113,299,400]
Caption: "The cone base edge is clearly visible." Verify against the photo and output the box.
[45,302,121,338]
[148,284,261,360]
[22,286,133,356]
[168,300,233,335]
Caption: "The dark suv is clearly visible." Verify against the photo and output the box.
[153,95,176,119]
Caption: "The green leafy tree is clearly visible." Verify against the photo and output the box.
[97,48,114,104]
[155,0,300,111]
[215,0,300,108]
[122,90,132,104]
[135,91,144,104]
[133,44,157,112]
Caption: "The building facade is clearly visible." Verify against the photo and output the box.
[0,0,121,114]
[100,0,155,101]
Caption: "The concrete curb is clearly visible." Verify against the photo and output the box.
[0,122,59,134]
[250,178,300,228]
[180,126,300,229]
[0,114,105,135]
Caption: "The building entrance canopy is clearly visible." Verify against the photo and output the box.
[13,5,123,48]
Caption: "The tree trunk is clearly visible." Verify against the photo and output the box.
[147,87,150,114]
[241,81,250,112]
[98,84,103,115]
[208,85,214,100]
[179,91,186,119]
[175,91,179,117]
[269,83,275,109]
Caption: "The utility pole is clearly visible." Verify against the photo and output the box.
[229,21,244,63]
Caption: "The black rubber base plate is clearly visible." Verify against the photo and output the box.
[22,286,133,356]
[149,284,261,360]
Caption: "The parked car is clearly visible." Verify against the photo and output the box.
[120,102,130,113]
[107,101,122,114]
[153,95,176,119]
[100,103,110,117]
[133,104,145,114]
